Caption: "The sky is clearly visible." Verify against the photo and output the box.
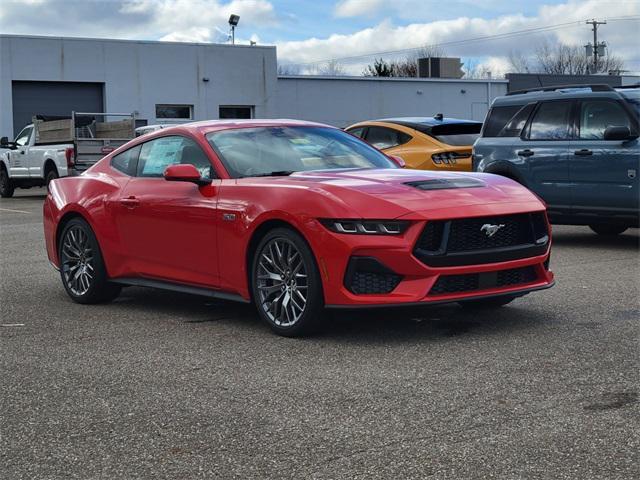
[0,0,639,76]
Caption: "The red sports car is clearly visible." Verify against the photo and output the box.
[44,120,554,336]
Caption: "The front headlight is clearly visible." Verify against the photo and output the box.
[319,219,410,235]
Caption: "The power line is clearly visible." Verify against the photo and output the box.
[282,15,640,67]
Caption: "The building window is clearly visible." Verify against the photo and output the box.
[155,104,193,120]
[219,105,254,119]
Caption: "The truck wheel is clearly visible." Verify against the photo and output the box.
[0,167,15,198]
[589,224,628,236]
[45,166,59,189]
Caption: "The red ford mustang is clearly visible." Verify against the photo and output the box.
[44,120,554,336]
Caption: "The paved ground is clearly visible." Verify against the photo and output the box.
[1,188,638,480]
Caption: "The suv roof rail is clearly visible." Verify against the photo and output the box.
[615,83,640,90]
[506,84,615,96]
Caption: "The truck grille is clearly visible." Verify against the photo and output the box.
[430,266,538,295]
[414,212,549,267]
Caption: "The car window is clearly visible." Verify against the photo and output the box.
[365,126,411,149]
[498,104,535,137]
[137,136,213,179]
[15,126,33,146]
[482,105,523,137]
[579,100,631,140]
[528,101,573,140]
[111,145,141,176]
[347,127,366,139]
[430,123,482,146]
[206,126,396,178]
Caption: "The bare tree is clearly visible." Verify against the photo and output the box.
[362,44,447,77]
[363,58,394,77]
[507,50,531,73]
[277,64,301,75]
[315,59,345,76]
[463,58,493,79]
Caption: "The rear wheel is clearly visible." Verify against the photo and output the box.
[59,218,121,304]
[589,224,628,236]
[251,228,324,337]
[45,165,59,189]
[0,166,14,198]
[459,295,516,309]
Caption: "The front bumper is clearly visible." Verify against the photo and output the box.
[311,218,554,308]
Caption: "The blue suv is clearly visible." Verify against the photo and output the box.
[473,84,639,235]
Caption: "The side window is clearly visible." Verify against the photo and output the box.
[15,126,33,146]
[111,145,141,176]
[580,100,631,140]
[365,127,411,149]
[137,136,213,179]
[498,104,535,137]
[482,105,522,137]
[528,101,573,140]
[347,127,366,139]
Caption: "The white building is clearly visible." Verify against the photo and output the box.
[0,34,507,138]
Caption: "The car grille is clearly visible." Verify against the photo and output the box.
[345,257,402,295]
[414,212,549,267]
[430,266,538,295]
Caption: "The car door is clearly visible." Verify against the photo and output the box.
[517,100,574,210]
[569,98,639,216]
[116,135,220,287]
[8,126,33,178]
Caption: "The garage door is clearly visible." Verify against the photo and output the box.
[12,81,104,136]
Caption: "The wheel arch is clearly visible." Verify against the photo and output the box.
[483,161,528,187]
[44,158,58,175]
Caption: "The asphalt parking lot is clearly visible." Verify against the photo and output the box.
[1,189,638,480]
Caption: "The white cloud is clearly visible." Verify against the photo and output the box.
[335,0,385,18]
[279,0,640,74]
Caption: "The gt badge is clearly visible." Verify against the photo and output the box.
[481,223,505,237]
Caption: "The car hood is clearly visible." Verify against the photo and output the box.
[242,168,545,219]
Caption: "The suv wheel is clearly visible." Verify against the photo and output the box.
[251,228,324,337]
[589,224,628,236]
[0,167,14,198]
[59,218,121,304]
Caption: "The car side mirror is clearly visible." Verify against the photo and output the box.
[0,137,8,147]
[389,155,406,168]
[603,126,637,141]
[163,164,210,186]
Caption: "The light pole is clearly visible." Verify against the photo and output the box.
[229,14,240,45]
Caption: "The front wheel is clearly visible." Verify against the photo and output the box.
[59,218,121,304]
[251,228,324,337]
[589,224,628,236]
[0,167,14,198]
[459,295,516,309]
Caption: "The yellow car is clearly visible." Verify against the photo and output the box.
[345,115,482,171]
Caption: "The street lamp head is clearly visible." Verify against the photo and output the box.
[228,14,240,27]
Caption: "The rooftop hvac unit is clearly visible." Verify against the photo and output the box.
[418,57,464,79]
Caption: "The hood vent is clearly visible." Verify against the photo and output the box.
[405,177,485,191]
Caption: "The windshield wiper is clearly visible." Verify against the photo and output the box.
[246,170,296,178]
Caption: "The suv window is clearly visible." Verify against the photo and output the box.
[365,126,411,149]
[15,126,33,146]
[498,104,535,137]
[137,136,213,179]
[579,100,631,140]
[482,105,522,137]
[111,145,141,176]
[528,101,573,140]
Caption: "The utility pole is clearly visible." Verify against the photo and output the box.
[585,19,607,73]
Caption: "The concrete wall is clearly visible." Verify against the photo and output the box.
[0,35,278,137]
[275,76,508,127]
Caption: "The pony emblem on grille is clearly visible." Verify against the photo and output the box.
[480,223,506,237]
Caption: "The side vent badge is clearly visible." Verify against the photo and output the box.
[222,213,237,221]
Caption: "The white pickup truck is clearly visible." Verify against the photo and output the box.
[0,112,135,198]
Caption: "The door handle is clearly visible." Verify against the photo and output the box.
[19,150,25,155]
[120,196,140,209]
[517,149,534,157]
[574,149,593,156]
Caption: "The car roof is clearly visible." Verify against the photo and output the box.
[492,85,640,107]
[362,117,482,136]
[168,118,332,135]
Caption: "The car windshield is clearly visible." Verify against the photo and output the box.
[206,126,397,178]
[620,90,640,118]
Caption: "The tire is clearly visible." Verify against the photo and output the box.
[589,224,628,236]
[0,166,14,198]
[58,217,121,304]
[251,227,324,337]
[459,295,516,309]
[45,165,59,189]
